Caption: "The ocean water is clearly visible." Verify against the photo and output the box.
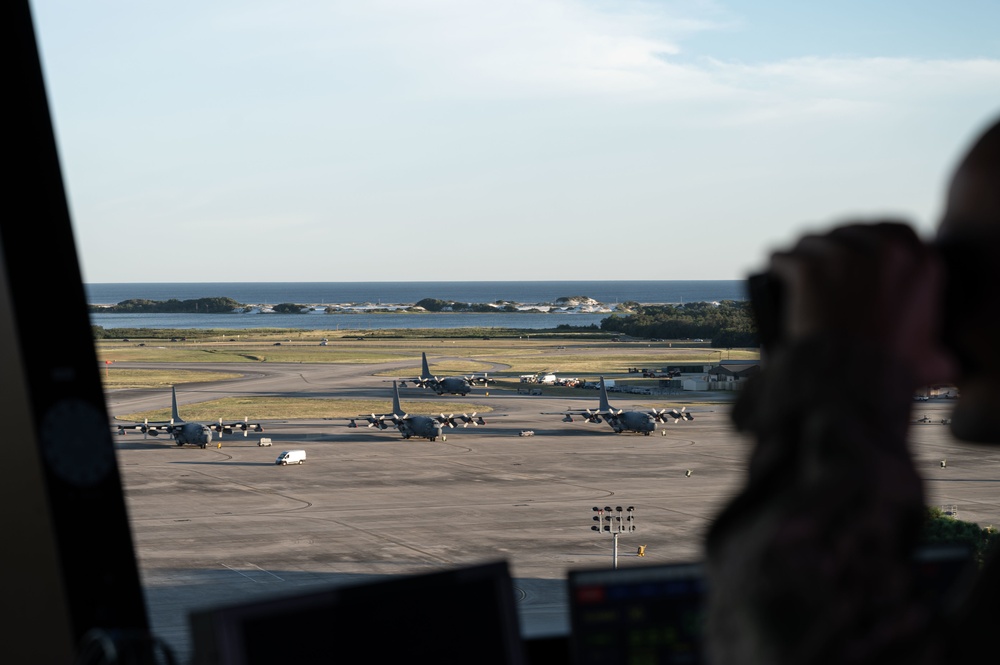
[87,280,747,330]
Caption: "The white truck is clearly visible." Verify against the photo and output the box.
[275,450,306,465]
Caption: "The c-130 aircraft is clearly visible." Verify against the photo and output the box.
[543,377,692,435]
[349,381,488,441]
[115,386,263,448]
[397,352,494,396]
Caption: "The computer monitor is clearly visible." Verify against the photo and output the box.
[568,562,706,665]
[190,561,528,665]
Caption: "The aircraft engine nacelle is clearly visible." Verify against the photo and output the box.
[588,416,602,424]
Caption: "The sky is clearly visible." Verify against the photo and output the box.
[30,0,1000,283]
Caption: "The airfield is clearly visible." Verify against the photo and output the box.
[104,357,1000,661]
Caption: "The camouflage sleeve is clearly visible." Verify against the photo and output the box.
[704,335,939,665]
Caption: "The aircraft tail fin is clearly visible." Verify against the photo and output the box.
[598,376,613,412]
[392,381,404,416]
[171,386,183,422]
[421,352,431,379]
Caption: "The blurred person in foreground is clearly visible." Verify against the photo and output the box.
[704,115,1000,664]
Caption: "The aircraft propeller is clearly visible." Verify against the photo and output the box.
[212,418,229,437]
[668,407,693,423]
[460,412,485,427]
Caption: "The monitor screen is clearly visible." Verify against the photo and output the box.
[190,561,527,665]
[568,562,706,665]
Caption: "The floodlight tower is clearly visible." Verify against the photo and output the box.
[591,505,636,569]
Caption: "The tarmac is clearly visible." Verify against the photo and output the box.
[106,363,1000,662]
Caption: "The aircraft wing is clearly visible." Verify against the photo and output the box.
[541,408,620,423]
[648,407,694,423]
[346,413,404,430]
[212,417,264,436]
[113,419,177,437]
[396,377,439,389]
[432,412,504,428]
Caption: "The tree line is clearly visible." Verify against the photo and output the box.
[599,300,758,347]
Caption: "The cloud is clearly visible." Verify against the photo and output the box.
[208,1,1000,118]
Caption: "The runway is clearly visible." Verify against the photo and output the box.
[107,363,1000,662]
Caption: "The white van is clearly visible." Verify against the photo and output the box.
[275,450,306,465]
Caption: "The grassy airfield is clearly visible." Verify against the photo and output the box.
[96,328,757,374]
[116,397,492,422]
[100,328,755,420]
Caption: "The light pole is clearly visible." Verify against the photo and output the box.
[591,505,636,569]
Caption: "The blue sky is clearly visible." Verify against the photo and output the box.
[30,1,1000,283]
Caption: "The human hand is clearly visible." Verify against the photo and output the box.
[763,221,956,388]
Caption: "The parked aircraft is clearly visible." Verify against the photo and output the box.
[349,381,488,441]
[543,377,693,435]
[115,386,263,448]
[398,352,494,396]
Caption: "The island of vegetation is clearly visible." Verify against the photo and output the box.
[89,297,247,314]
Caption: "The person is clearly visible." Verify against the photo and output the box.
[703,115,1000,664]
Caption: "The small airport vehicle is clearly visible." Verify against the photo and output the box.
[275,450,306,465]
[258,437,272,447]
[519,430,535,437]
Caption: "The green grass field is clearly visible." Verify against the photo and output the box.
[100,328,754,420]
[97,329,758,390]
[115,397,494,422]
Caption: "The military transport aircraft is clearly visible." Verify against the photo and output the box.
[397,352,495,396]
[349,381,488,441]
[115,386,263,448]
[543,377,693,435]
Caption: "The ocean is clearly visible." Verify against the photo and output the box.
[87,280,747,330]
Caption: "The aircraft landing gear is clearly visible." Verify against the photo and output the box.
[644,431,651,436]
